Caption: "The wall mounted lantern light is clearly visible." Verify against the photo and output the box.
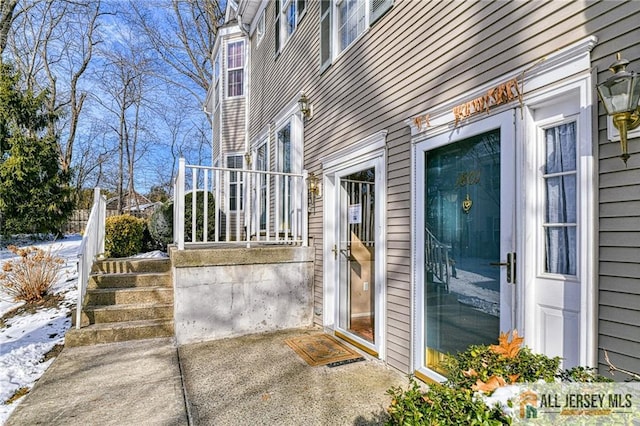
[307,171,320,211]
[298,92,312,120]
[244,151,252,168]
[596,53,640,165]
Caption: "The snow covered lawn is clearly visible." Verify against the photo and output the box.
[0,235,82,424]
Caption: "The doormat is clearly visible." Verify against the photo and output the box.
[285,334,365,367]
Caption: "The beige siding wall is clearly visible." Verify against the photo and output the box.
[221,97,246,153]
[213,107,221,162]
[248,0,640,375]
[589,1,640,378]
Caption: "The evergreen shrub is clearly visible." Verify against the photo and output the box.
[148,202,173,249]
[148,191,217,249]
[386,330,612,425]
[104,215,144,258]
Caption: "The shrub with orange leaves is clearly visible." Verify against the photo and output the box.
[0,245,64,302]
[442,329,560,395]
[386,330,612,425]
[490,330,524,359]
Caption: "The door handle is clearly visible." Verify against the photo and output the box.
[331,244,338,260]
[490,252,516,284]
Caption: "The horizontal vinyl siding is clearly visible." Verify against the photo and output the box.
[221,98,246,153]
[591,0,640,377]
[213,110,222,162]
[247,0,640,375]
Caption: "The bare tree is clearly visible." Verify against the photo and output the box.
[128,0,224,104]
[6,0,103,174]
[93,39,155,213]
[0,0,20,56]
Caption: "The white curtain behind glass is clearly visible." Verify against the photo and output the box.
[544,122,577,275]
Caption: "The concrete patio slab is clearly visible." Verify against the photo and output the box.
[178,327,407,425]
[7,328,410,426]
[6,338,187,426]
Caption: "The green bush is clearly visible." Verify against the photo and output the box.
[184,191,217,242]
[385,331,612,426]
[387,379,509,426]
[147,191,218,249]
[105,215,145,258]
[141,220,164,252]
[148,202,173,249]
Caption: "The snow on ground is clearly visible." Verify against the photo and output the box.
[448,267,500,317]
[131,250,169,259]
[0,236,167,424]
[0,235,82,424]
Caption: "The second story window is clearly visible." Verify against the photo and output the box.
[275,0,307,55]
[227,40,244,97]
[338,0,366,52]
[320,0,392,71]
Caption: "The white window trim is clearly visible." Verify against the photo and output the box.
[275,0,307,55]
[536,114,580,279]
[321,0,392,71]
[253,137,269,232]
[275,118,303,174]
[333,0,369,59]
[226,39,245,99]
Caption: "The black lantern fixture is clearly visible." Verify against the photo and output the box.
[596,53,640,165]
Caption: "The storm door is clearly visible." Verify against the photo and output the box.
[414,110,515,380]
[331,156,384,356]
[337,167,376,344]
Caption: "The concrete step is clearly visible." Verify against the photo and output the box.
[81,303,173,325]
[65,319,174,347]
[88,272,172,289]
[92,258,171,274]
[85,287,174,306]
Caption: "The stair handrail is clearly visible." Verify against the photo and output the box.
[76,188,106,329]
[425,225,451,290]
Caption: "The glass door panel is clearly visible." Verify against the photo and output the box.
[424,130,501,373]
[338,167,376,343]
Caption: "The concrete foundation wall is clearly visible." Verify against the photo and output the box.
[170,246,314,345]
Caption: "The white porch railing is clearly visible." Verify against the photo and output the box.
[173,158,309,249]
[75,188,106,329]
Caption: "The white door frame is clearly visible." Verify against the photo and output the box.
[412,110,516,382]
[322,131,387,358]
[408,38,597,379]
[517,75,596,368]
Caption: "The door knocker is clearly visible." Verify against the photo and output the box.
[462,194,472,214]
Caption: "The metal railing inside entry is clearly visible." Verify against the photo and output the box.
[173,158,309,249]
